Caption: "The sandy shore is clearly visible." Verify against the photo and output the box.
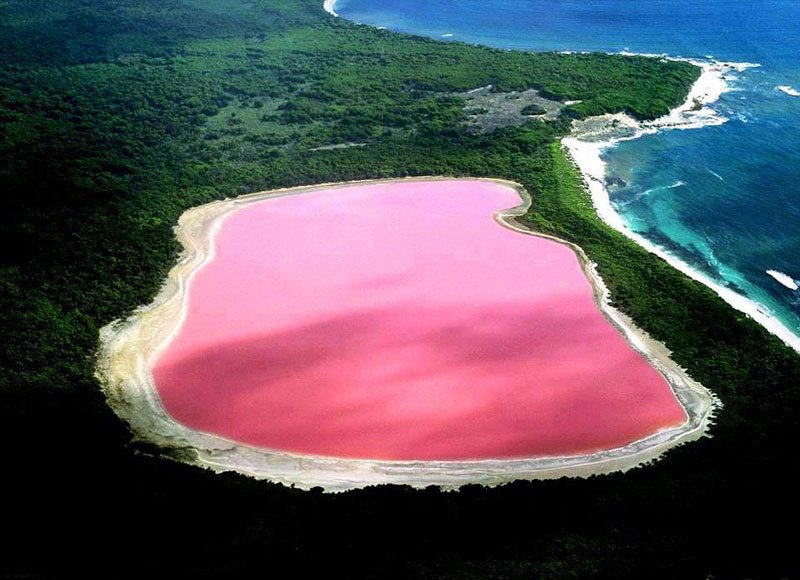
[323,0,338,17]
[96,177,716,492]
[563,58,800,353]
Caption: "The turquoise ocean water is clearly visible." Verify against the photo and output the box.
[334,0,800,344]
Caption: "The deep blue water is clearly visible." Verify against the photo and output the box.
[336,0,800,341]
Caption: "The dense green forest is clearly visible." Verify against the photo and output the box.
[1,0,798,577]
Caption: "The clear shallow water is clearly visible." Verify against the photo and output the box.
[336,0,800,338]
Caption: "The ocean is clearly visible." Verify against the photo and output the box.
[332,0,800,348]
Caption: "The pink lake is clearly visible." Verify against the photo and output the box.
[153,180,686,461]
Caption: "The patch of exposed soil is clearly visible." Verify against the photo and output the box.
[452,85,566,132]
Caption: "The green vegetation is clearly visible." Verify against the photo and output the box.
[1,0,798,578]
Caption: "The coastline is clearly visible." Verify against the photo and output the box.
[563,57,800,353]
[320,0,798,353]
[96,177,716,492]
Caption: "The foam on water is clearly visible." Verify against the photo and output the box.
[767,270,799,291]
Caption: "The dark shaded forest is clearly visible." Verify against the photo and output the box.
[1,0,798,578]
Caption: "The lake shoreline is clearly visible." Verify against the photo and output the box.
[96,177,715,492]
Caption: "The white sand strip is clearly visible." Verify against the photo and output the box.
[323,0,338,17]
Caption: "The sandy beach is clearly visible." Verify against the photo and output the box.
[563,58,800,353]
[323,0,338,17]
[96,177,715,491]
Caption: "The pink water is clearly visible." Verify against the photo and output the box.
[153,180,686,461]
